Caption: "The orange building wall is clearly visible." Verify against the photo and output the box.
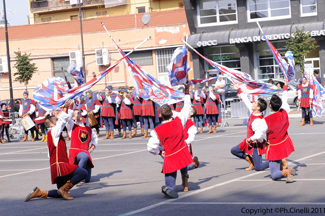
[0,23,191,100]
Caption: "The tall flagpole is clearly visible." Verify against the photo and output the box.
[78,0,86,82]
[2,0,15,122]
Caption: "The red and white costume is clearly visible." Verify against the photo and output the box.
[147,95,193,174]
[250,85,295,160]
[184,119,197,157]
[205,91,220,114]
[175,101,184,112]
[298,83,313,108]
[81,96,101,119]
[66,111,98,168]
[191,92,204,115]
[99,93,117,117]
[47,111,78,184]
[133,97,142,116]
[237,89,266,156]
[117,97,134,119]
[19,99,36,120]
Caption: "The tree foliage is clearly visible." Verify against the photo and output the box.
[13,51,38,90]
[284,26,319,73]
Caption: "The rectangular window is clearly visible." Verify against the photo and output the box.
[300,0,317,17]
[137,7,146,13]
[197,0,237,27]
[52,57,74,83]
[129,50,153,66]
[247,0,291,22]
[156,49,175,74]
[70,15,78,20]
[257,42,287,79]
[204,45,241,72]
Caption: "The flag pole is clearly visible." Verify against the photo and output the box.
[101,22,151,54]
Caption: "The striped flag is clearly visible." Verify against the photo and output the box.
[67,62,85,86]
[167,47,191,86]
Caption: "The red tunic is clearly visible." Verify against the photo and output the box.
[156,104,161,118]
[298,84,312,108]
[69,124,94,168]
[170,104,175,111]
[0,109,3,125]
[119,98,134,119]
[175,101,184,112]
[85,97,101,118]
[133,98,142,116]
[100,94,116,117]
[154,117,193,174]
[192,98,204,115]
[47,131,78,184]
[20,99,36,121]
[141,99,154,116]
[264,109,295,160]
[205,93,220,114]
[184,119,195,141]
[239,113,266,156]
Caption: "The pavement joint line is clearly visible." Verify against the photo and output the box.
[0,149,147,178]
[0,149,145,155]
[195,131,246,142]
[121,150,325,216]
[0,147,47,156]
[168,202,325,205]
[0,159,49,162]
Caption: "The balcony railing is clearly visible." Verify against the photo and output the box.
[29,0,120,13]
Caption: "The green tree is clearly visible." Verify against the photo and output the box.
[13,51,38,90]
[284,26,319,73]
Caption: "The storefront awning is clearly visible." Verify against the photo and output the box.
[187,22,325,48]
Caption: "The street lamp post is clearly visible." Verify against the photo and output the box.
[2,0,15,122]
[78,0,86,82]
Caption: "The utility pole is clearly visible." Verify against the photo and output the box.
[78,0,86,82]
[2,0,15,122]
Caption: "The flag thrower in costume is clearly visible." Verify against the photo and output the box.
[167,47,191,86]
[33,36,150,111]
[182,39,282,98]
[101,22,184,106]
[256,22,295,83]
[304,65,325,117]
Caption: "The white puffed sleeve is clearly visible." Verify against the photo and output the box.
[147,130,161,155]
[250,118,268,142]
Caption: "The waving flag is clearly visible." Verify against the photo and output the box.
[191,77,218,85]
[67,62,85,86]
[182,39,281,97]
[167,47,191,86]
[34,57,124,111]
[304,65,325,117]
[256,22,295,82]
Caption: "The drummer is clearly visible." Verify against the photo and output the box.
[19,91,37,142]
[1,103,11,144]
[82,90,101,137]
[36,102,49,142]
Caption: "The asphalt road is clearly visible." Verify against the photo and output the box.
[0,117,324,216]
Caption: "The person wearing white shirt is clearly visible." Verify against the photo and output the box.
[147,82,192,198]
[214,76,226,109]
[25,100,88,202]
[19,91,37,142]
[247,81,296,183]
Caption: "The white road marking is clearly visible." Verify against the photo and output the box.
[169,202,325,205]
[0,167,50,179]
[121,150,325,216]
[0,169,34,171]
[304,163,325,165]
[0,147,46,156]
[195,131,246,142]
[238,179,325,181]
[0,159,49,162]
[92,149,147,161]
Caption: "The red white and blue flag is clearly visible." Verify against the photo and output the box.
[120,49,184,105]
[167,47,191,86]
[183,40,281,97]
[304,65,325,117]
[262,33,295,82]
[33,57,124,111]
[191,77,219,85]
[67,62,85,86]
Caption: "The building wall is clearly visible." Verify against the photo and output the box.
[0,23,190,100]
[29,0,184,24]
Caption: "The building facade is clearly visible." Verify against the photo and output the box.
[0,9,191,100]
[184,0,324,84]
[29,0,184,24]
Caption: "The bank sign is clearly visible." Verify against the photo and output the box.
[195,30,325,47]
[229,30,325,44]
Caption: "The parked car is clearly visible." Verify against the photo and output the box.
[261,79,298,107]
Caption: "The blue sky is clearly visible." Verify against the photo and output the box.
[0,0,30,26]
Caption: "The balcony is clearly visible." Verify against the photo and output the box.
[30,0,127,13]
